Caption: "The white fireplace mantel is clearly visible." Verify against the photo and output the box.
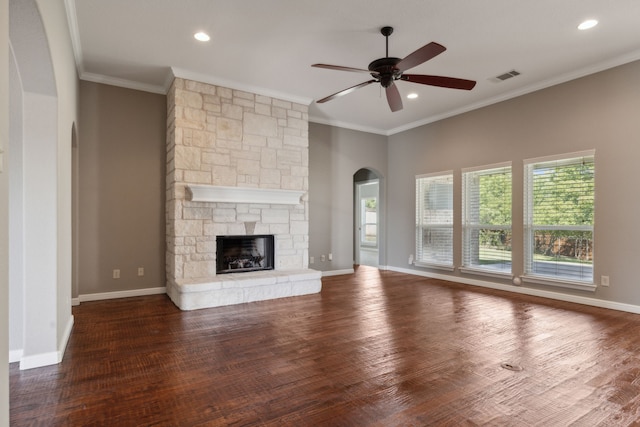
[186,184,305,205]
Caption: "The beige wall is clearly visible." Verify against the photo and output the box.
[386,59,640,305]
[78,81,166,296]
[309,124,388,271]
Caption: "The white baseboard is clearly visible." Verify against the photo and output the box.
[71,297,80,306]
[9,349,23,364]
[79,286,167,303]
[59,314,74,358]
[387,266,640,315]
[20,351,59,370]
[17,314,75,370]
[322,269,355,277]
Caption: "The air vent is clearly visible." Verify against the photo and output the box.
[493,70,521,82]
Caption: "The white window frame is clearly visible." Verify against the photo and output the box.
[461,162,512,279]
[360,195,378,248]
[415,171,454,270]
[523,150,595,291]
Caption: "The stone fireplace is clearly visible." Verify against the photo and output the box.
[165,78,321,310]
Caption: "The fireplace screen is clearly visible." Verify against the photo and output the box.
[216,235,275,274]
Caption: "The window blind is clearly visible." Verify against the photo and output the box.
[416,172,454,267]
[462,163,512,274]
[523,151,595,284]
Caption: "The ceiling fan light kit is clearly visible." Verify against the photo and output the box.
[312,26,477,112]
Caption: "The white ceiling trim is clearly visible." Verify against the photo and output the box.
[170,67,313,106]
[308,116,388,136]
[64,0,83,77]
[80,71,167,95]
[386,48,640,136]
[65,0,169,95]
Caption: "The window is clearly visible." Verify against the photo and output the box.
[360,196,377,247]
[416,172,454,269]
[523,151,595,288]
[462,163,512,276]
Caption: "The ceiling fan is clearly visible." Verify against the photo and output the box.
[312,26,477,112]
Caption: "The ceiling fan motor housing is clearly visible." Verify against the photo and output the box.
[368,57,402,87]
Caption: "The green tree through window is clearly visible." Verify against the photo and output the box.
[462,164,512,274]
[524,152,595,285]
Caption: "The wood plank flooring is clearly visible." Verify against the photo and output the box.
[10,266,640,426]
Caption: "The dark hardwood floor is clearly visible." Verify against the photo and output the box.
[10,266,640,426]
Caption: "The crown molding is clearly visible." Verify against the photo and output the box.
[63,0,83,76]
[80,71,167,95]
[170,67,313,106]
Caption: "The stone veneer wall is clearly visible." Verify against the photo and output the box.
[166,78,309,286]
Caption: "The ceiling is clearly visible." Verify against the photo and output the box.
[66,0,640,135]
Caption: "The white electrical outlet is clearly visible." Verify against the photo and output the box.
[601,275,610,287]
[328,253,332,261]
[408,254,414,265]
[310,256,315,264]
[113,269,120,279]
[138,267,144,277]
[321,255,326,262]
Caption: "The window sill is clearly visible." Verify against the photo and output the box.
[360,244,378,249]
[459,266,512,280]
[521,275,596,292]
[414,261,455,272]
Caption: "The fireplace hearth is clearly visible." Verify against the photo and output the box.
[216,235,275,274]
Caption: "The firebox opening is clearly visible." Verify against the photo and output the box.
[216,234,275,274]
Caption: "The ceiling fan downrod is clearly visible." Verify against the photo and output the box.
[381,26,393,58]
[370,27,400,88]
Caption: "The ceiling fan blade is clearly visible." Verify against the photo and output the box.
[396,42,446,73]
[401,74,477,90]
[386,83,403,112]
[316,80,377,103]
[312,63,372,74]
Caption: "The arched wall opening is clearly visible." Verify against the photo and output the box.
[9,0,61,369]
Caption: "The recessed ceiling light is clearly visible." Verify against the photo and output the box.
[194,32,210,42]
[407,93,418,99]
[578,19,598,30]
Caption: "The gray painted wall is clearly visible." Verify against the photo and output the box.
[309,124,387,271]
[0,0,8,419]
[386,59,640,305]
[8,46,23,359]
[78,81,166,296]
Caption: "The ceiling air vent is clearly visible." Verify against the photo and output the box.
[493,70,521,82]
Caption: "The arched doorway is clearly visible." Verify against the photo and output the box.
[9,0,60,369]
